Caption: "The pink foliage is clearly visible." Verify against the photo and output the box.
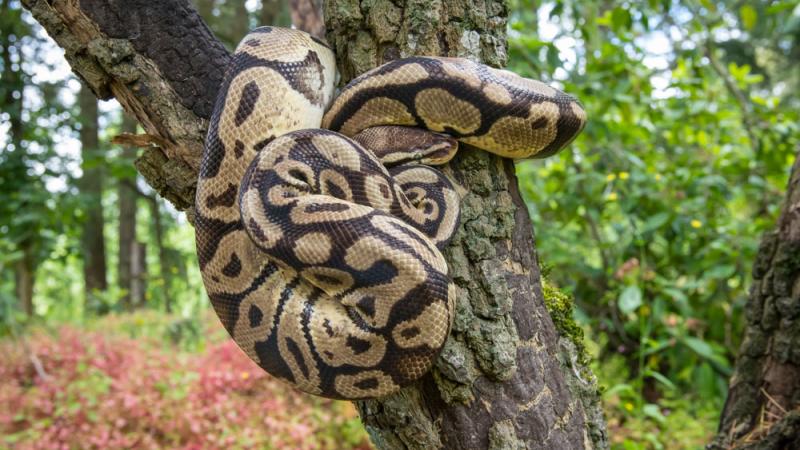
[0,325,370,450]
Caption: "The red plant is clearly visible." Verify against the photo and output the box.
[1,322,370,450]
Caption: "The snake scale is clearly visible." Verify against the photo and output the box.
[195,27,586,399]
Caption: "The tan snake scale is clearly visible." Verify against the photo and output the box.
[195,27,586,399]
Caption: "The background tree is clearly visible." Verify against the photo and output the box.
[710,145,800,450]
[0,0,74,321]
[117,114,140,308]
[77,85,108,308]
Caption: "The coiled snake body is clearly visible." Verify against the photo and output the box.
[195,27,586,399]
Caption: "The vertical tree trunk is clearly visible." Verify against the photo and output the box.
[118,114,138,309]
[148,195,173,312]
[326,1,607,449]
[14,245,35,317]
[710,149,800,449]
[2,0,35,317]
[130,241,147,308]
[78,85,108,301]
[289,0,324,39]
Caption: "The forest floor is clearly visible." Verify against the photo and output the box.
[1,310,718,450]
[0,311,371,450]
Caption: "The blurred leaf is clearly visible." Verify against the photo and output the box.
[683,337,714,360]
[702,264,736,281]
[643,403,667,425]
[644,369,677,391]
[619,285,643,314]
[740,5,757,30]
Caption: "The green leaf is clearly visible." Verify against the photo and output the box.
[644,369,677,391]
[643,403,667,425]
[683,337,714,360]
[702,264,736,281]
[641,212,670,233]
[740,5,757,30]
[611,7,633,32]
[618,285,643,314]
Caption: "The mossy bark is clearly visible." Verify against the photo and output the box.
[710,150,800,450]
[326,1,607,448]
[23,0,607,448]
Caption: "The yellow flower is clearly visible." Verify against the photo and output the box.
[606,173,616,182]
[241,371,250,380]
[619,171,629,180]
[690,219,702,229]
[624,402,634,412]
[607,192,618,201]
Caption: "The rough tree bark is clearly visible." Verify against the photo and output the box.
[710,149,800,450]
[21,0,607,448]
[78,85,108,300]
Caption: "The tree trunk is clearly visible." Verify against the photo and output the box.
[78,85,108,302]
[710,149,800,450]
[14,245,35,317]
[118,114,139,309]
[148,195,173,312]
[3,0,35,317]
[22,0,607,448]
[325,1,606,448]
[130,241,147,308]
[289,0,324,39]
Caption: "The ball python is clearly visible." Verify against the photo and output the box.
[195,27,586,400]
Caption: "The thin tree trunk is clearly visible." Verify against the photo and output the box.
[3,0,35,316]
[710,149,800,449]
[289,0,324,39]
[118,114,139,309]
[14,245,35,317]
[148,196,173,312]
[130,241,147,308]
[78,85,108,301]
[23,1,607,447]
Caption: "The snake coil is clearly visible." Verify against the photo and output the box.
[195,27,585,399]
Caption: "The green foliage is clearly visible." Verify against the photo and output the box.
[511,0,799,447]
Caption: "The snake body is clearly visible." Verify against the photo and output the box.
[195,27,586,399]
